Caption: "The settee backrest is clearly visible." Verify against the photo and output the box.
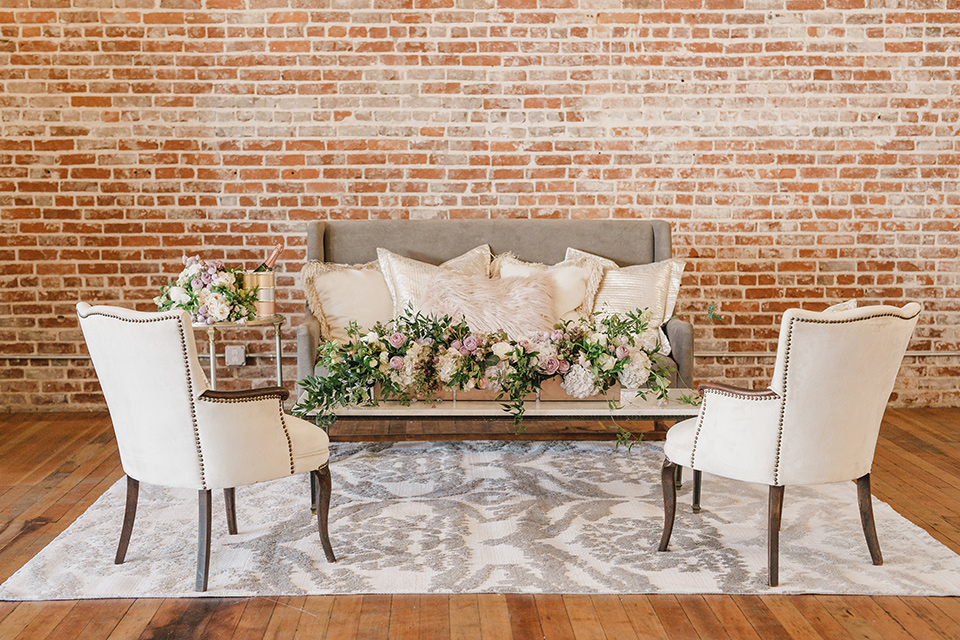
[306,219,673,267]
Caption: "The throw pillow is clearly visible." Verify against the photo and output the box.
[300,261,393,343]
[566,248,686,355]
[418,272,556,339]
[490,253,604,323]
[824,299,857,313]
[378,245,492,316]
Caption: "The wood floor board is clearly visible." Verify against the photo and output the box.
[1,409,960,639]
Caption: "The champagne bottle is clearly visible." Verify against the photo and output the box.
[253,242,283,272]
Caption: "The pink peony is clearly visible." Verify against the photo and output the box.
[451,339,463,351]
[557,360,570,374]
[542,356,560,375]
[462,335,480,352]
[389,332,406,349]
[616,345,630,360]
[389,356,404,370]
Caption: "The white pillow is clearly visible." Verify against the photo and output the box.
[490,253,604,324]
[418,272,555,339]
[566,248,685,355]
[378,245,492,316]
[301,261,393,343]
[824,299,857,313]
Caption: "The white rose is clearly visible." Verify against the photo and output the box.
[491,341,513,360]
[168,286,191,305]
[601,355,616,371]
[212,271,235,288]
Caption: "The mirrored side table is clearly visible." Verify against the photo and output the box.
[191,314,285,390]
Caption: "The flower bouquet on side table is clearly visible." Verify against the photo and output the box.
[154,255,259,324]
[293,307,675,438]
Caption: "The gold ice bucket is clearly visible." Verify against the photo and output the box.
[241,271,276,317]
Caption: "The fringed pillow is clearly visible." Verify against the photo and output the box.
[300,261,393,343]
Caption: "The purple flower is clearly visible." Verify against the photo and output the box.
[542,356,560,375]
[389,356,404,370]
[462,335,479,352]
[451,339,462,351]
[388,332,406,349]
[198,305,208,315]
[616,345,630,360]
[191,278,204,290]
[201,272,213,285]
[557,360,570,374]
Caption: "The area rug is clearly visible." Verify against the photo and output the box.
[3,441,960,599]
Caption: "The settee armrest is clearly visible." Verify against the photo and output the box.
[664,317,693,388]
[297,313,321,386]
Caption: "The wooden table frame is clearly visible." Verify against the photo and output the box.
[193,314,285,390]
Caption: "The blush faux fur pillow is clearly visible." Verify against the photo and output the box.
[418,272,556,339]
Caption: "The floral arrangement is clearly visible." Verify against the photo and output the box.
[293,307,674,436]
[154,255,258,324]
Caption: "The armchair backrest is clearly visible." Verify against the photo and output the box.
[77,302,210,489]
[769,302,921,485]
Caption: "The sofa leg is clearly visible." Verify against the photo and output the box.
[768,485,785,587]
[314,465,336,563]
[115,475,139,565]
[224,488,237,535]
[857,473,883,566]
[196,489,212,592]
[659,459,678,552]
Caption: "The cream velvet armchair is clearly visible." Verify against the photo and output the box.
[77,302,336,592]
[658,302,921,586]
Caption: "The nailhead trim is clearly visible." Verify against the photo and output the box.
[82,308,207,489]
[198,392,287,404]
[278,408,296,475]
[772,309,920,485]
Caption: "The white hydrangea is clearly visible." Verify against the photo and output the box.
[638,329,660,352]
[618,349,652,389]
[561,364,599,399]
[389,342,426,390]
[212,270,235,288]
[436,347,461,384]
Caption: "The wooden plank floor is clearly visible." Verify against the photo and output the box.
[0,409,959,639]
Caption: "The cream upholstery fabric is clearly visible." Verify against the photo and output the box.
[301,260,393,342]
[77,303,330,491]
[378,245,492,316]
[665,303,921,487]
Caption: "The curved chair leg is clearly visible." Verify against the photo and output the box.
[692,470,702,513]
[197,489,212,592]
[857,473,883,565]
[310,471,319,515]
[224,488,237,535]
[674,464,683,489]
[314,465,336,563]
[115,475,139,564]
[768,485,785,587]
[659,459,678,552]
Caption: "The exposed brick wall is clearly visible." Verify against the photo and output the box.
[1,1,958,410]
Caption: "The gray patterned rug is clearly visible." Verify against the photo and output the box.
[3,441,960,599]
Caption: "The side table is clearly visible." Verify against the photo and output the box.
[192,314,285,390]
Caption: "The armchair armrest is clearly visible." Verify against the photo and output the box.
[664,317,693,388]
[698,381,779,400]
[200,387,290,402]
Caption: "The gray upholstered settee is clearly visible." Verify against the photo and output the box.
[296,219,693,389]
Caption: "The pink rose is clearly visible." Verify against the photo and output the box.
[389,332,406,349]
[462,335,479,352]
[557,360,570,374]
[389,356,404,370]
[542,356,560,375]
[616,345,630,360]
[460,348,471,356]
[451,339,463,351]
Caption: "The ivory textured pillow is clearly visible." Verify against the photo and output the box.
[418,272,555,339]
[566,248,685,355]
[378,245,492,316]
[824,299,857,313]
[301,261,393,343]
[490,253,603,323]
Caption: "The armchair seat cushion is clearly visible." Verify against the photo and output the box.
[663,417,698,467]
[287,414,332,474]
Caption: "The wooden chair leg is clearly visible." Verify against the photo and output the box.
[314,465,336,563]
[196,489,212,592]
[224,488,237,535]
[692,470,702,513]
[768,485,785,587]
[310,470,319,515]
[115,475,139,565]
[659,459,678,552]
[857,473,883,566]
[674,464,683,489]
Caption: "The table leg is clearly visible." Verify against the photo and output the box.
[274,320,283,387]
[207,327,217,390]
